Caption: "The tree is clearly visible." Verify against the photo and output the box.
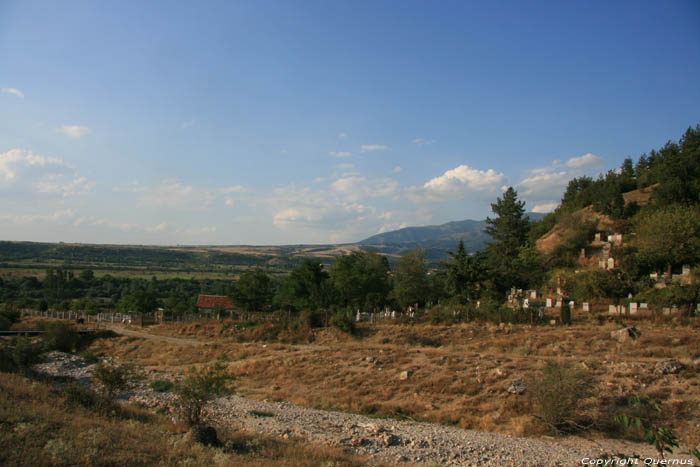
[175,363,233,431]
[485,187,529,256]
[275,258,331,312]
[444,240,483,303]
[392,248,429,309]
[232,268,272,312]
[633,205,700,273]
[484,188,531,294]
[331,250,390,312]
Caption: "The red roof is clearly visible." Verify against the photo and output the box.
[196,295,235,310]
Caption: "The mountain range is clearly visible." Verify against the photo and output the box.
[358,213,546,261]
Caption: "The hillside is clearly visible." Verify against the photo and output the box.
[360,213,545,260]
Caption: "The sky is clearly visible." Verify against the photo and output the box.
[1,1,699,245]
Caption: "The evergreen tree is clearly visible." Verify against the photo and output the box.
[485,187,529,257]
[484,188,532,295]
[444,239,483,303]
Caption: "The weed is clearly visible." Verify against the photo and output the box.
[528,360,592,433]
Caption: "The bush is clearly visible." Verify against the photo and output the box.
[40,322,80,352]
[560,302,571,325]
[149,379,175,393]
[92,361,134,398]
[0,314,11,332]
[0,346,18,372]
[529,360,592,432]
[175,362,234,427]
[12,336,45,367]
[330,311,355,334]
[63,383,116,415]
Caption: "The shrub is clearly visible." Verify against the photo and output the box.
[63,383,115,414]
[93,361,134,398]
[616,395,679,459]
[529,360,592,432]
[0,346,18,372]
[40,321,80,352]
[149,379,175,393]
[560,302,571,325]
[330,311,355,334]
[0,314,11,332]
[12,336,45,367]
[79,350,100,364]
[175,362,234,427]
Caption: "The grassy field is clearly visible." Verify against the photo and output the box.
[0,370,371,466]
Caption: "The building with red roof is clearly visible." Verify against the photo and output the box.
[196,295,236,313]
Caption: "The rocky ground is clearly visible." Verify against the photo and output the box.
[32,351,696,466]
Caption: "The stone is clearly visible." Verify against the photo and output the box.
[611,327,641,343]
[398,370,411,380]
[378,432,401,447]
[507,378,526,394]
[654,359,683,375]
[184,425,218,445]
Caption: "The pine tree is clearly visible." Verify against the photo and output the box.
[485,187,529,257]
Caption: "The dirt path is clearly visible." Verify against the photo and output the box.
[105,325,204,346]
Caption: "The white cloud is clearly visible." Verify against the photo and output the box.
[181,119,196,129]
[185,226,216,235]
[361,144,390,152]
[225,199,235,208]
[1,209,76,225]
[566,153,603,168]
[331,176,399,201]
[329,151,352,158]
[517,171,570,198]
[334,163,354,169]
[338,132,347,138]
[408,164,507,202]
[532,202,559,213]
[219,185,247,194]
[0,148,92,197]
[58,125,91,139]
[0,149,67,182]
[412,138,434,145]
[33,176,95,197]
[2,87,24,98]
[268,183,412,243]
[93,218,171,233]
[145,222,169,233]
[140,179,213,209]
[393,166,402,173]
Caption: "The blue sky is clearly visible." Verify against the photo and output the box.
[2,0,699,245]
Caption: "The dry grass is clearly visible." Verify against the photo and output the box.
[0,371,370,467]
[26,315,700,449]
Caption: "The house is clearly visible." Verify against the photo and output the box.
[196,295,235,313]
